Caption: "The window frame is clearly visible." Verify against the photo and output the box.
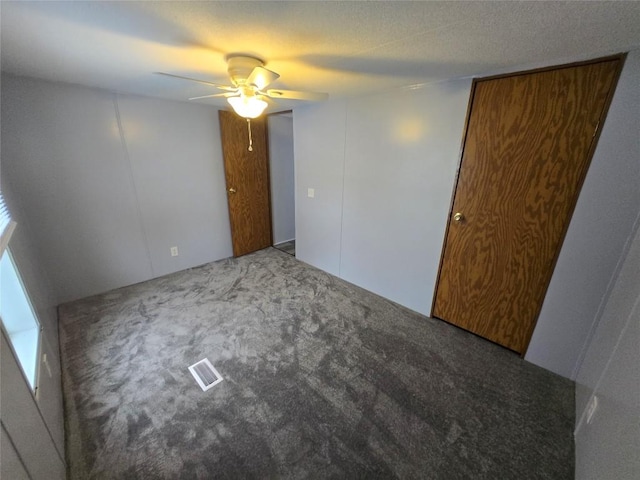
[0,191,43,394]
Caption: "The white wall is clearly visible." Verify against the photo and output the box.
[526,50,640,378]
[1,331,66,479]
[294,101,348,276]
[1,424,30,480]
[574,218,640,480]
[340,83,470,313]
[295,80,471,314]
[268,113,295,245]
[570,50,640,480]
[1,76,151,302]
[1,74,232,303]
[116,94,232,278]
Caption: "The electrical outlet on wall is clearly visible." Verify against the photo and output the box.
[170,246,179,257]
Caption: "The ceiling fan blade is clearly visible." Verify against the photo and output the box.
[265,89,329,101]
[188,92,236,101]
[154,72,236,91]
[246,66,280,90]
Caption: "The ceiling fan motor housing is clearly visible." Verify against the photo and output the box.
[227,55,264,87]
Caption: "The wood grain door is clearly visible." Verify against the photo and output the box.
[219,111,272,257]
[433,56,624,354]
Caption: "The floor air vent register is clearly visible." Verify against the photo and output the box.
[188,358,223,391]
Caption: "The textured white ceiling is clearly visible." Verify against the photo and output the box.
[2,1,640,112]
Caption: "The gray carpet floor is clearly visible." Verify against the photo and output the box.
[59,248,574,479]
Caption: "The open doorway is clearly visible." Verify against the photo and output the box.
[267,111,295,256]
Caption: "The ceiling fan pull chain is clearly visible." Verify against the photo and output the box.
[247,118,253,152]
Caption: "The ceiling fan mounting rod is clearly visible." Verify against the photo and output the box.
[227,55,264,87]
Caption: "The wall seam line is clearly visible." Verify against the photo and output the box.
[112,94,155,278]
[338,102,348,277]
[574,290,640,434]
[571,210,640,380]
[1,420,35,480]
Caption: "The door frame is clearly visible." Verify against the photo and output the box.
[430,53,627,355]
[266,110,295,248]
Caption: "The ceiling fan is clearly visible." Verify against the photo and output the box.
[156,55,328,118]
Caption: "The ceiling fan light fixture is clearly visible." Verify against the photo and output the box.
[227,95,268,119]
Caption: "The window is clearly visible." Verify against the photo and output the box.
[0,189,16,254]
[0,191,41,392]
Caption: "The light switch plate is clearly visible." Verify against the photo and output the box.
[307,188,315,198]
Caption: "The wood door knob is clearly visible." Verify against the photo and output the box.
[228,188,237,194]
[453,212,464,222]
